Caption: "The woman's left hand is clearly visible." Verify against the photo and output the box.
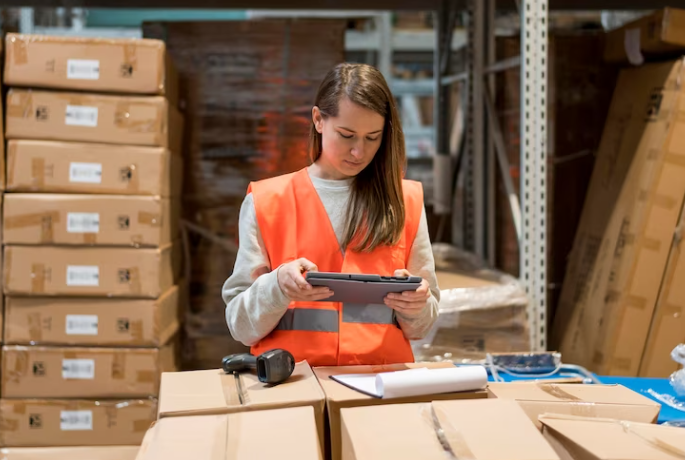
[384,269,430,318]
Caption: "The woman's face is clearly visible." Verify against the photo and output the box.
[312,97,385,180]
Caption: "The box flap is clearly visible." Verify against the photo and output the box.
[314,362,456,403]
[541,415,685,460]
[341,399,559,460]
[0,446,141,459]
[137,407,321,460]
[158,362,324,417]
[488,383,659,406]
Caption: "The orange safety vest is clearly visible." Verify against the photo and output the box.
[247,167,423,366]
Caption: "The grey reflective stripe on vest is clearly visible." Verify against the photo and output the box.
[341,303,396,325]
[275,308,339,332]
[275,304,396,332]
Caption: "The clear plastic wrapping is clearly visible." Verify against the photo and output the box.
[670,344,685,397]
[412,244,531,363]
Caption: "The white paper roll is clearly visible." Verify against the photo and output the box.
[374,366,487,399]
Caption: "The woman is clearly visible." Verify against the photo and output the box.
[223,63,440,366]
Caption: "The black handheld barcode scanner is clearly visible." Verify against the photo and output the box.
[221,349,295,385]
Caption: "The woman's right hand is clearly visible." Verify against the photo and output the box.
[277,258,334,301]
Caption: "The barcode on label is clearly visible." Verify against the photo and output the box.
[60,410,93,431]
[67,59,100,80]
[62,359,95,380]
[65,105,98,127]
[69,162,102,184]
[67,212,100,233]
[66,314,99,335]
[66,266,99,287]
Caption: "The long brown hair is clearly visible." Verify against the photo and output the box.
[310,63,406,253]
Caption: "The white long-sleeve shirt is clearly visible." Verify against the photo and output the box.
[222,170,440,346]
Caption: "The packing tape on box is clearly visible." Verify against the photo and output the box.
[123,42,139,73]
[220,373,245,407]
[5,211,60,243]
[537,383,582,401]
[139,211,161,227]
[134,418,154,433]
[420,403,476,460]
[6,142,18,187]
[224,411,242,460]
[31,263,45,294]
[129,267,142,295]
[6,90,33,119]
[137,370,157,384]
[84,233,97,244]
[9,34,29,66]
[130,319,145,341]
[540,413,685,459]
[112,351,126,380]
[0,418,19,433]
[4,248,12,289]
[123,163,140,192]
[114,101,162,134]
[28,312,43,342]
[31,157,45,188]
[666,152,685,168]
[12,401,26,415]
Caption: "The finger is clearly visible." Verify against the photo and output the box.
[298,258,319,273]
[290,269,313,290]
[394,269,411,278]
[285,276,308,294]
[384,297,421,310]
[385,301,424,316]
[294,291,335,302]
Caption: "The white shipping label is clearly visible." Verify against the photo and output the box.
[66,265,100,287]
[65,105,98,127]
[60,410,93,431]
[62,359,95,380]
[66,314,99,336]
[67,212,100,233]
[67,59,100,80]
[69,162,102,184]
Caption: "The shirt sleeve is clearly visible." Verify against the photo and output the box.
[395,206,441,340]
[222,193,291,346]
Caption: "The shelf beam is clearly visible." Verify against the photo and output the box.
[0,0,668,9]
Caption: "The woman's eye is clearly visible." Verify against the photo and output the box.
[339,132,353,139]
[367,137,380,142]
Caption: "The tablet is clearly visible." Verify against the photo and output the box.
[305,272,422,304]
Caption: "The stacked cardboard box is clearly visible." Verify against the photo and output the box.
[552,8,685,378]
[0,34,183,452]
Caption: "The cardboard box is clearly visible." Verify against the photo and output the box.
[341,399,560,460]
[136,406,322,460]
[4,34,178,104]
[3,243,180,298]
[553,59,685,375]
[0,446,141,460]
[314,363,488,460]
[0,398,155,447]
[605,8,685,64]
[4,284,181,347]
[6,140,181,196]
[5,89,183,151]
[157,362,325,451]
[540,414,685,460]
[488,383,661,429]
[3,194,178,247]
[1,343,177,398]
[640,200,685,377]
